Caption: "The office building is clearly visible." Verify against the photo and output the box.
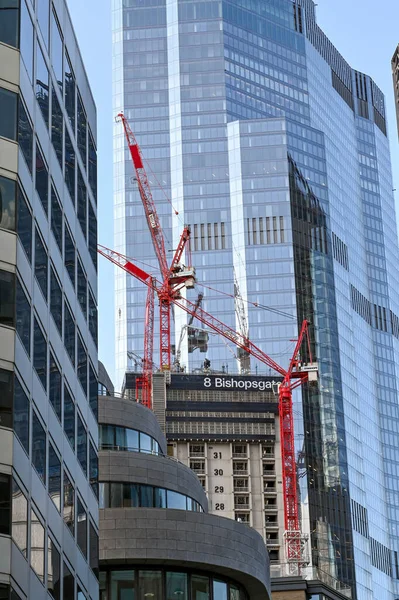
[113,1,399,598]
[392,44,399,137]
[97,390,271,600]
[0,1,98,598]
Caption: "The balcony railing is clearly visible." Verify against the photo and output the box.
[189,451,205,457]
[232,452,248,458]
[234,486,249,493]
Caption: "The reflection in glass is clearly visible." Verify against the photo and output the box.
[30,508,44,581]
[35,144,49,214]
[191,576,209,600]
[88,131,97,200]
[139,571,162,600]
[77,168,87,237]
[0,0,19,47]
[167,490,187,511]
[77,93,87,167]
[49,443,61,511]
[51,186,63,252]
[63,562,74,599]
[110,570,135,600]
[154,487,166,508]
[65,127,75,202]
[89,200,97,268]
[140,485,153,508]
[33,318,47,391]
[77,413,87,474]
[89,442,98,498]
[0,175,16,232]
[12,479,27,556]
[48,537,60,600]
[64,384,75,449]
[89,289,98,345]
[64,225,75,286]
[36,44,49,126]
[213,581,227,600]
[49,353,61,419]
[0,368,12,428]
[37,0,49,47]
[63,471,74,535]
[0,269,15,327]
[34,229,48,300]
[17,186,32,261]
[14,379,29,454]
[77,335,87,395]
[77,259,87,317]
[89,522,99,578]
[20,0,33,81]
[18,98,33,172]
[140,432,152,454]
[51,87,63,167]
[50,268,62,334]
[51,9,63,90]
[65,52,75,129]
[32,410,46,483]
[89,363,98,419]
[0,474,11,535]
[77,496,87,557]
[0,87,17,140]
[229,586,240,600]
[64,302,75,366]
[166,573,188,600]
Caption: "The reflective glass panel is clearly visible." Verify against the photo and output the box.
[50,9,63,90]
[18,98,33,172]
[50,267,62,334]
[0,0,19,47]
[17,186,32,261]
[77,413,87,475]
[37,0,49,47]
[88,131,97,200]
[64,52,75,129]
[30,508,44,581]
[48,443,61,511]
[154,487,166,508]
[110,571,135,600]
[64,302,75,366]
[35,143,48,214]
[126,428,139,451]
[14,379,29,454]
[47,538,60,600]
[140,485,153,507]
[140,432,152,454]
[64,127,75,202]
[36,44,49,126]
[89,363,98,419]
[32,409,46,483]
[139,571,162,600]
[33,317,47,391]
[166,573,188,600]
[16,280,30,355]
[51,186,62,252]
[77,168,87,237]
[20,0,33,81]
[34,228,48,300]
[12,479,27,556]
[0,474,10,535]
[77,335,87,395]
[77,496,87,557]
[0,369,12,428]
[63,384,75,449]
[49,353,61,419]
[89,442,98,498]
[51,87,63,167]
[89,289,97,345]
[77,258,87,317]
[0,87,17,140]
[0,175,16,231]
[77,93,87,167]
[63,471,74,535]
[64,225,75,286]
[63,562,74,599]
[167,490,187,510]
[88,200,97,268]
[191,577,209,600]
[213,582,227,600]
[0,269,15,327]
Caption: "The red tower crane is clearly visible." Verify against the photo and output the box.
[116,114,195,406]
[98,247,318,566]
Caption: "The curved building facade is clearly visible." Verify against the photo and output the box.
[98,395,271,600]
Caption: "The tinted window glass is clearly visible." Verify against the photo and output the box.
[37,0,49,48]
[0,474,11,535]
[50,9,63,90]
[64,127,75,202]
[0,369,12,428]
[192,576,209,600]
[89,522,99,578]
[14,379,29,454]
[0,0,19,47]
[64,384,75,449]
[63,472,74,535]
[49,353,61,420]
[77,414,87,475]
[48,443,61,511]
[167,490,186,510]
[16,279,31,355]
[213,581,227,600]
[0,175,16,231]
[88,289,97,345]
[51,186,62,251]
[30,508,44,581]
[89,363,97,420]
[140,485,153,508]
[47,537,61,600]
[89,442,98,498]
[34,228,48,300]
[63,565,74,600]
[77,259,87,317]
[12,479,27,556]
[51,87,63,167]
[139,571,162,600]
[17,186,32,261]
[0,87,17,140]
[140,432,152,454]
[77,168,87,237]
[77,335,87,395]
[50,267,62,334]
[20,0,33,81]
[0,269,15,327]
[64,225,75,286]
[18,98,33,172]
[64,302,75,366]
[154,487,166,508]
[77,497,87,557]
[65,53,75,129]
[166,573,188,600]
[32,410,46,483]
[35,143,49,214]
[88,200,97,269]
[33,318,47,389]
[36,44,49,126]
[88,131,97,201]
[77,93,87,167]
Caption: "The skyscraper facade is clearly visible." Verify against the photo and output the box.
[0,0,98,598]
[113,0,399,598]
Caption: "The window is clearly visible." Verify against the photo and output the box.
[47,538,61,600]
[35,144,49,214]
[0,369,12,428]
[77,168,87,237]
[65,52,75,129]
[77,93,87,167]
[49,353,61,420]
[140,485,153,508]
[64,302,75,366]
[192,576,209,600]
[30,508,45,582]
[37,0,49,48]
[0,474,11,535]
[139,571,162,600]
[64,384,75,450]
[20,0,33,81]
[51,186,62,252]
[17,186,32,261]
[77,258,87,317]
[88,200,97,269]
[89,441,98,498]
[77,496,87,557]
[0,269,15,327]
[167,490,186,510]
[33,317,47,390]
[64,225,75,286]
[0,175,16,231]
[65,128,75,202]
[18,97,33,172]
[88,131,97,200]
[89,363,98,419]
[50,9,63,90]
[89,522,99,578]
[49,443,61,511]
[166,573,188,600]
[88,289,97,345]
[109,572,135,599]
[154,487,166,508]
[0,0,19,47]
[50,267,62,334]
[12,479,27,556]
[77,414,87,475]
[34,228,48,300]
[63,472,74,535]
[36,44,49,126]
[51,87,63,167]
[77,335,87,395]
[32,410,46,483]
[16,280,31,355]
[0,87,17,140]
[14,378,29,454]
[63,565,74,600]
[213,582,227,600]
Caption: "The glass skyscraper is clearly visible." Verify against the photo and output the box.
[113,0,399,597]
[0,0,99,598]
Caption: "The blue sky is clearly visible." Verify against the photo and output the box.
[66,0,399,385]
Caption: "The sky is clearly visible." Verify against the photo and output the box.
[66,0,399,386]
